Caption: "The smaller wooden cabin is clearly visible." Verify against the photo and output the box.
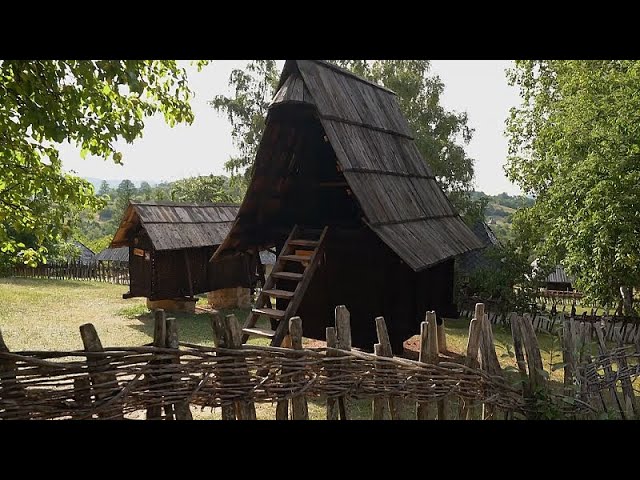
[546,265,574,292]
[95,246,129,265]
[110,201,246,300]
[457,221,501,276]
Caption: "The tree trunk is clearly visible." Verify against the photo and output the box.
[620,286,635,316]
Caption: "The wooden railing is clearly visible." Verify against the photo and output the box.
[10,261,129,285]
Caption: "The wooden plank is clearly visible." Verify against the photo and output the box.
[437,318,448,353]
[252,308,286,319]
[280,254,312,263]
[261,289,294,299]
[73,377,92,420]
[288,239,319,247]
[425,311,447,420]
[242,327,275,338]
[166,317,192,420]
[271,271,303,281]
[375,316,401,420]
[79,323,123,420]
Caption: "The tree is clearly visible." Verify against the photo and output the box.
[210,60,279,178]
[170,175,241,203]
[0,60,201,266]
[97,180,111,197]
[139,181,152,201]
[506,60,640,313]
[115,179,137,214]
[211,60,479,219]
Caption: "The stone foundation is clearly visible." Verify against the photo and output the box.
[208,287,252,309]
[146,298,197,314]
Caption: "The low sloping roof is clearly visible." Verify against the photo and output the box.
[111,201,240,251]
[96,246,129,262]
[278,60,482,270]
[457,221,501,273]
[72,240,95,264]
[547,265,574,285]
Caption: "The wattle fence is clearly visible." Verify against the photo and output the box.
[2,304,638,420]
[11,261,129,285]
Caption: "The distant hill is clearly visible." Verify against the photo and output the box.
[471,191,535,242]
[83,178,160,190]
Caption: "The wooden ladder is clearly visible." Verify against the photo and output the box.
[242,225,328,347]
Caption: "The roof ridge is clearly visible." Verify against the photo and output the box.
[130,200,240,208]
[309,60,397,96]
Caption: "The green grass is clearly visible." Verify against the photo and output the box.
[1,277,629,420]
[0,277,261,351]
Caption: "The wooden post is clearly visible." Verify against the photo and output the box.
[166,317,193,420]
[417,320,431,420]
[146,309,166,420]
[561,315,578,396]
[289,317,308,420]
[335,305,351,420]
[593,322,625,418]
[425,311,447,420]
[275,334,292,419]
[79,323,123,419]
[459,303,484,419]
[614,330,637,419]
[326,327,339,420]
[437,318,447,353]
[223,314,257,420]
[375,316,401,420]
[210,310,236,420]
[0,328,26,420]
[73,377,92,420]
[373,342,388,420]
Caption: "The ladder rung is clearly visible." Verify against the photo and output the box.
[280,255,311,263]
[262,289,295,299]
[252,308,286,319]
[289,239,319,247]
[272,272,304,281]
[242,327,275,338]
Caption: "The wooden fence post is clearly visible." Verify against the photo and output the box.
[79,323,123,419]
[614,329,637,419]
[417,320,431,420]
[593,322,625,418]
[224,314,256,420]
[374,316,401,420]
[326,327,339,420]
[335,305,351,420]
[210,310,238,420]
[425,311,447,420]
[437,318,447,353]
[73,377,92,420]
[275,334,292,420]
[146,309,166,420]
[289,317,308,420]
[459,303,484,420]
[166,317,193,420]
[0,328,26,420]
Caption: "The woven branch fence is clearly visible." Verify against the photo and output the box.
[0,304,638,420]
[11,261,129,285]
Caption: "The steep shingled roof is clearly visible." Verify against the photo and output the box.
[277,60,482,270]
[111,201,239,251]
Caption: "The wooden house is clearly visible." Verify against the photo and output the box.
[211,60,482,351]
[545,265,574,292]
[457,220,501,276]
[111,201,249,301]
[95,246,129,265]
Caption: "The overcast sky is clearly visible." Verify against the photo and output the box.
[60,60,522,195]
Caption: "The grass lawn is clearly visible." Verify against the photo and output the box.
[0,276,613,420]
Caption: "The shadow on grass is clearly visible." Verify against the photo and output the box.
[1,277,112,290]
[123,306,253,346]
